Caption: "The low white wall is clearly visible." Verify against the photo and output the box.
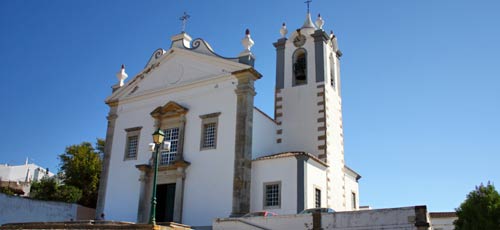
[214,214,312,230]
[323,207,418,229]
[0,193,95,225]
[213,206,431,230]
[430,215,457,230]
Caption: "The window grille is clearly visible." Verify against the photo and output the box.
[315,188,321,208]
[202,122,216,148]
[126,136,138,159]
[265,183,280,208]
[160,127,179,165]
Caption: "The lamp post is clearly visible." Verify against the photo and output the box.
[149,128,165,225]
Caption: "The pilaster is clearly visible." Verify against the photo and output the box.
[173,167,186,223]
[273,38,287,89]
[136,165,152,223]
[95,102,118,219]
[295,155,309,213]
[230,68,260,217]
[175,115,187,162]
[311,30,329,83]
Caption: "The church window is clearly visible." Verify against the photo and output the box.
[124,127,142,160]
[292,49,307,86]
[160,127,179,165]
[329,54,336,89]
[199,112,220,150]
[264,181,281,209]
[315,188,321,208]
[352,192,357,209]
[202,123,216,148]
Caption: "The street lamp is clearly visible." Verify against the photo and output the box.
[149,128,165,225]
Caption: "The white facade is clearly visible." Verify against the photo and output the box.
[98,11,360,228]
[0,162,55,196]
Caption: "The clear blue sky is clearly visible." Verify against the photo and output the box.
[1,0,499,212]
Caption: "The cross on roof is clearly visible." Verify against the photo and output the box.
[179,12,190,33]
[305,0,312,13]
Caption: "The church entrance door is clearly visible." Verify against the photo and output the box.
[156,183,176,222]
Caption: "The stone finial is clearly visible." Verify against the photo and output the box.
[240,28,254,56]
[280,23,288,38]
[316,14,324,30]
[116,64,128,87]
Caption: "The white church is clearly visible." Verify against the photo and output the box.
[96,9,360,229]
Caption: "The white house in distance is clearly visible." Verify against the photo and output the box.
[0,159,54,196]
[96,10,360,229]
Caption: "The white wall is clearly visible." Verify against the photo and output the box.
[214,214,312,230]
[181,78,238,226]
[251,157,297,215]
[0,193,95,225]
[278,83,322,155]
[252,108,278,159]
[0,163,55,196]
[324,45,347,212]
[214,206,430,230]
[305,160,327,210]
[0,163,54,182]
[104,62,240,227]
[344,170,359,211]
[430,215,457,230]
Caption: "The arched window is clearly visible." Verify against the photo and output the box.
[293,49,307,86]
[329,54,336,89]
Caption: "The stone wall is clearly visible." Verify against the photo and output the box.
[213,206,432,230]
[0,193,95,225]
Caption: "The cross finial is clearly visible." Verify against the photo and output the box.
[179,11,190,33]
[305,0,312,13]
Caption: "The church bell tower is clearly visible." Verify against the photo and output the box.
[273,8,348,210]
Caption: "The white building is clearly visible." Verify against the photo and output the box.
[0,160,54,196]
[429,212,457,230]
[97,10,360,229]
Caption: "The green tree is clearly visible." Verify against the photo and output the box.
[454,182,500,230]
[30,177,58,200]
[58,140,103,208]
[96,138,105,157]
[55,184,83,202]
[0,186,17,196]
[30,177,82,203]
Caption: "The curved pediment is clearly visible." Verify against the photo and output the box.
[145,38,239,69]
[145,48,167,70]
[183,39,239,62]
[150,101,188,119]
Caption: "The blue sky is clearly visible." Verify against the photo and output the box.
[1,0,499,212]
